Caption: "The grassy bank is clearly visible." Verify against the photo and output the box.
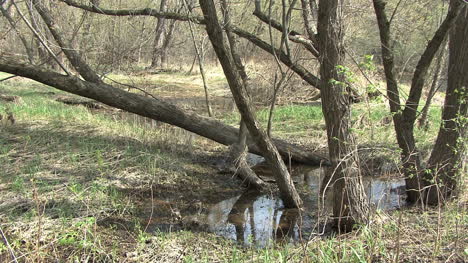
[0,76,466,262]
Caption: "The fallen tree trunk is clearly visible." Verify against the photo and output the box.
[56,97,105,109]
[0,58,329,165]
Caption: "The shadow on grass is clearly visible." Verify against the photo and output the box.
[0,122,242,225]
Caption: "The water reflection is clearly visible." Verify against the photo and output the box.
[207,167,405,247]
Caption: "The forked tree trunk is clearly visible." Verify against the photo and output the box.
[372,0,461,204]
[424,3,468,205]
[317,0,368,231]
[199,0,302,208]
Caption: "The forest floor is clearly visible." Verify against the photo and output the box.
[0,70,466,262]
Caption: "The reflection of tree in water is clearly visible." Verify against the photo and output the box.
[227,191,260,243]
[226,190,301,246]
[275,209,299,241]
[207,168,405,246]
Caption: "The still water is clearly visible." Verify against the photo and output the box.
[206,167,405,247]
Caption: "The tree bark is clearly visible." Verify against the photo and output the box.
[199,0,302,208]
[160,18,177,68]
[424,2,468,205]
[372,0,461,204]
[150,0,168,68]
[0,58,329,166]
[221,0,265,190]
[228,119,268,190]
[318,0,368,231]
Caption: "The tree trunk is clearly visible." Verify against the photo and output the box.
[220,0,265,190]
[199,0,302,208]
[317,0,368,231]
[372,0,461,204]
[418,41,447,130]
[424,3,468,205]
[150,0,167,68]
[160,18,177,68]
[228,119,267,190]
[373,0,422,203]
[0,58,328,166]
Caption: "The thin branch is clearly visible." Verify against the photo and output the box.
[32,0,102,83]
[0,227,19,263]
[60,0,200,22]
[58,0,322,89]
[388,0,405,26]
[254,0,319,57]
[403,1,463,123]
[11,0,71,75]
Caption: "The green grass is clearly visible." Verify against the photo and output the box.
[0,78,465,262]
[221,101,441,152]
[0,72,13,79]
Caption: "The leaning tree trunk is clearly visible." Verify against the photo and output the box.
[0,58,328,166]
[32,0,103,84]
[418,41,447,130]
[220,0,265,190]
[199,0,302,208]
[424,3,468,205]
[317,0,368,231]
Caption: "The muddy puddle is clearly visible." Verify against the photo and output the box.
[205,167,405,247]
[139,164,406,247]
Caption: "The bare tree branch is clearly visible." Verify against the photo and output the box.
[58,0,321,89]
